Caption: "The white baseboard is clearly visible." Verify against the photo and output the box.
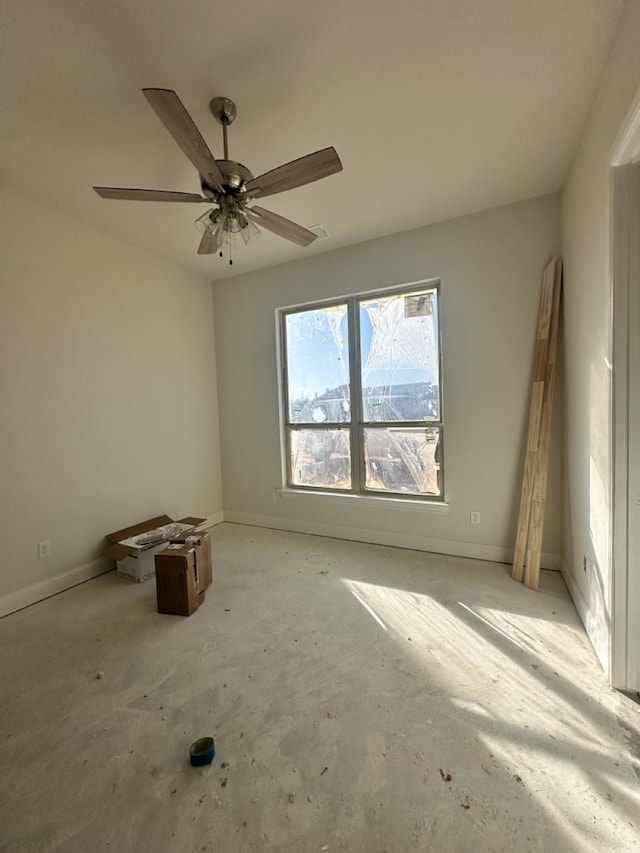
[0,558,114,618]
[561,565,609,674]
[0,509,560,618]
[200,512,225,530]
[222,511,563,570]
[561,564,589,625]
[0,511,226,619]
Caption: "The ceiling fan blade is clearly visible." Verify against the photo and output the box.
[246,205,318,247]
[94,187,207,202]
[245,147,342,198]
[197,223,225,255]
[142,88,225,191]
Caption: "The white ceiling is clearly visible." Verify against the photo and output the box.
[1,0,625,280]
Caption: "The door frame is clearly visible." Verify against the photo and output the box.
[611,92,640,690]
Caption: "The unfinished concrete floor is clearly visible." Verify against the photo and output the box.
[1,523,640,852]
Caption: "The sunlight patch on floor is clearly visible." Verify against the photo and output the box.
[347,585,388,631]
[341,576,640,850]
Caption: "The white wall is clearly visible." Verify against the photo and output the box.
[561,0,640,674]
[0,189,223,612]
[214,194,562,564]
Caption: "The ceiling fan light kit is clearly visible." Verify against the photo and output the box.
[93,89,343,264]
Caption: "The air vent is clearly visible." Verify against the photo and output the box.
[308,224,331,240]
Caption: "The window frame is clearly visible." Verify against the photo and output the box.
[278,278,444,502]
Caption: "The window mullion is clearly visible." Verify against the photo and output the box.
[347,297,364,492]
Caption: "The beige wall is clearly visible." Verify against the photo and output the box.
[0,189,223,608]
[561,0,640,672]
[214,194,562,563]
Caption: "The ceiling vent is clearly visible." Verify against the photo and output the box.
[308,224,331,240]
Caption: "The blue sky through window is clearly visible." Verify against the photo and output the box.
[285,289,439,407]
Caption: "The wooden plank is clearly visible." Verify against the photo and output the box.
[512,259,558,582]
[525,259,563,589]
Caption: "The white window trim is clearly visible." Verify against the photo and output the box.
[276,278,444,502]
[276,487,449,512]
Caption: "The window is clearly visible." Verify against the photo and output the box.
[280,280,443,499]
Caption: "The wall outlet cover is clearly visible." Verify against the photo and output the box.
[38,541,52,559]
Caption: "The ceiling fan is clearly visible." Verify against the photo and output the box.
[93,89,343,263]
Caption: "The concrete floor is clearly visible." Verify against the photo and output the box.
[1,523,640,853]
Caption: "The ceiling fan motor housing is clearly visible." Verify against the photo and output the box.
[201,160,254,198]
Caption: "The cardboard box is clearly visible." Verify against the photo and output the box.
[169,530,213,593]
[154,543,202,616]
[155,531,212,616]
[103,514,205,583]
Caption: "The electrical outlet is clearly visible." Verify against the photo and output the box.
[470,511,481,525]
[38,540,51,559]
[268,490,279,503]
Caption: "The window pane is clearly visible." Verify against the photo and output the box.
[360,289,440,422]
[289,429,351,489]
[364,427,441,496]
[285,305,350,424]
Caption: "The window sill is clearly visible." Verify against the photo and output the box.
[277,488,449,513]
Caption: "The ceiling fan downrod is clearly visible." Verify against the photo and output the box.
[209,96,237,161]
